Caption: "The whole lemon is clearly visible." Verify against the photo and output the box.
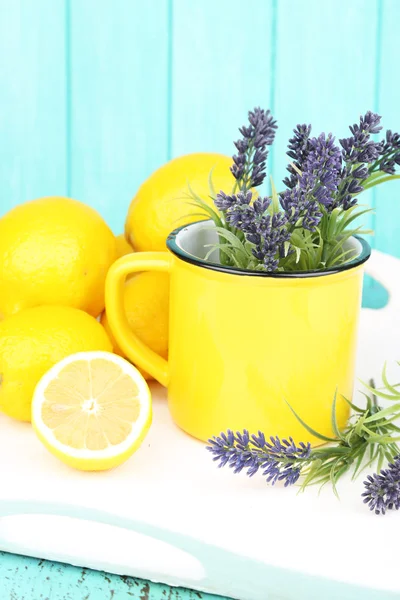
[101,272,169,379]
[115,233,134,258]
[125,153,234,251]
[0,305,112,421]
[0,197,116,319]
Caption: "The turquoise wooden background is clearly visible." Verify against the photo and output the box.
[0,0,399,303]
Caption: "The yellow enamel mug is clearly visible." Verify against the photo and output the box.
[105,221,371,444]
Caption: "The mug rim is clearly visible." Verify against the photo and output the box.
[166,220,371,278]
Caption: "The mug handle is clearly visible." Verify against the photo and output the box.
[105,252,172,387]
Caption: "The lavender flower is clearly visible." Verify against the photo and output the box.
[280,186,323,231]
[339,111,382,165]
[280,132,343,225]
[209,108,400,274]
[378,130,400,174]
[207,430,311,487]
[231,107,277,191]
[215,190,291,271]
[362,455,400,515]
[283,124,312,189]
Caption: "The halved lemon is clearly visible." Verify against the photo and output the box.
[31,351,152,471]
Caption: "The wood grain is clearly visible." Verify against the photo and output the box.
[0,0,67,207]
[68,0,170,233]
[0,551,229,600]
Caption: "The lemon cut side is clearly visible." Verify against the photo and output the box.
[32,351,152,471]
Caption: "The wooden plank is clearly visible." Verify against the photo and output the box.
[270,0,385,307]
[373,0,400,256]
[171,0,275,164]
[271,0,379,186]
[0,0,67,212]
[0,551,228,600]
[69,0,170,233]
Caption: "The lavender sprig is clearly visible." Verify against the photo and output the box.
[207,430,311,487]
[215,190,291,271]
[362,456,400,515]
[280,133,343,230]
[207,366,400,511]
[339,111,383,164]
[283,124,312,189]
[186,107,399,273]
[231,107,277,192]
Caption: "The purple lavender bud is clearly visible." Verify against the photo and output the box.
[239,125,253,139]
[340,112,383,165]
[232,107,277,190]
[234,139,249,153]
[359,111,383,134]
[215,191,236,211]
[385,130,400,149]
[352,164,369,179]
[230,164,244,180]
[238,191,252,205]
[253,196,271,215]
[347,179,364,194]
[283,124,312,189]
[362,455,400,515]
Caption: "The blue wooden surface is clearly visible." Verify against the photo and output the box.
[0,0,399,597]
[0,551,228,600]
[1,0,399,242]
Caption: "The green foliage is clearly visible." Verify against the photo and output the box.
[289,367,400,494]
[184,172,374,273]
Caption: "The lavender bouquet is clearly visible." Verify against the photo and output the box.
[208,366,400,515]
[189,109,400,272]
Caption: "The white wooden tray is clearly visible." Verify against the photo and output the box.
[0,250,399,600]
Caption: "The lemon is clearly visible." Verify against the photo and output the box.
[101,272,169,380]
[0,306,112,422]
[0,197,116,319]
[115,233,134,258]
[32,351,151,471]
[125,153,235,251]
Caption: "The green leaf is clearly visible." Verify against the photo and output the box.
[364,403,400,423]
[326,208,342,242]
[331,389,345,440]
[367,434,400,444]
[363,174,400,190]
[186,182,223,226]
[293,246,302,263]
[334,462,351,484]
[208,167,217,199]
[328,247,358,268]
[351,447,367,480]
[285,400,338,442]
[330,459,343,499]
[359,379,399,401]
[283,241,291,257]
[289,161,302,177]
[270,175,280,214]
[342,395,365,413]
[377,448,385,474]
[381,362,400,397]
[185,199,222,227]
[298,459,323,491]
[337,207,373,234]
[354,413,367,437]
[214,227,248,255]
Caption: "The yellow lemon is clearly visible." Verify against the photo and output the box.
[125,153,235,251]
[101,272,169,380]
[0,197,116,319]
[32,351,151,471]
[0,306,112,422]
[115,233,134,258]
